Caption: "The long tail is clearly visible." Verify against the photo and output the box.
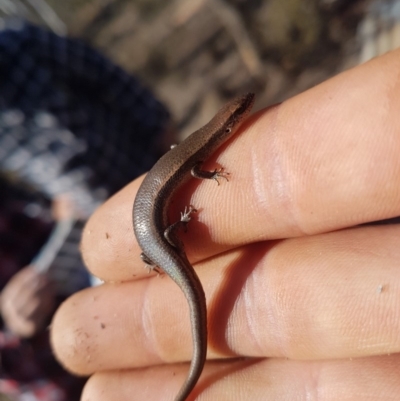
[174,264,207,401]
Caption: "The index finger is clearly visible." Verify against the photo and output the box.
[82,50,400,282]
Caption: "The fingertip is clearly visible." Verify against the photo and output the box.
[81,178,145,282]
[50,288,96,376]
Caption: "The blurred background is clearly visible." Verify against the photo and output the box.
[1,0,398,138]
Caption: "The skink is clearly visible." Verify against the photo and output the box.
[132,93,255,401]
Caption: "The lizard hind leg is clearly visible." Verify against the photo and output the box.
[140,253,163,274]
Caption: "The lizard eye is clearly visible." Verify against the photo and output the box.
[225,127,232,133]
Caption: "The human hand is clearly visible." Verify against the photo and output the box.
[51,49,400,400]
[1,265,56,338]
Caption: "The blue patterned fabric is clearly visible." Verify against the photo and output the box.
[0,19,171,296]
[0,18,170,217]
[0,19,171,401]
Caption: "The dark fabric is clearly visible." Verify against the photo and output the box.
[0,19,170,216]
[0,179,53,292]
[0,19,171,400]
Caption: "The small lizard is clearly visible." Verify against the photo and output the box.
[132,93,255,400]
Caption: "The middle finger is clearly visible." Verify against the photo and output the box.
[52,223,400,374]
